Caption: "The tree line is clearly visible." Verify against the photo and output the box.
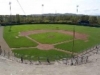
[0,14,100,26]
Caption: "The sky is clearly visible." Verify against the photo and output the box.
[0,0,100,15]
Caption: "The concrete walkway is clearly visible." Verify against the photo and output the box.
[0,26,11,53]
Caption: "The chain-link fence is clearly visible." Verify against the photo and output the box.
[0,45,100,65]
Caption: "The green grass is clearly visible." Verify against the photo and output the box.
[4,30,37,48]
[12,48,71,61]
[6,24,73,32]
[29,32,72,44]
[55,39,99,53]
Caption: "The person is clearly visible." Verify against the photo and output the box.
[0,46,2,55]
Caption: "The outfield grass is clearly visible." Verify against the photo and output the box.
[55,39,99,53]
[29,32,72,44]
[13,48,71,61]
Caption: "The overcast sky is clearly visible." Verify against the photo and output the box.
[0,0,100,15]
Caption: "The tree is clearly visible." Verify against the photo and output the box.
[89,16,98,25]
[16,14,21,24]
[97,16,100,25]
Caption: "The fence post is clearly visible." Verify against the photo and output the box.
[81,56,84,64]
[85,56,89,63]
[21,56,23,63]
[96,46,98,54]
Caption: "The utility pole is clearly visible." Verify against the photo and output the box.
[9,2,12,31]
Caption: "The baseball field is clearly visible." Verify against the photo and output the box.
[3,24,100,61]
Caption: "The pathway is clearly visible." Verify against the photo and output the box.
[54,48,77,55]
[26,36,41,44]
[53,39,77,45]
[0,26,12,54]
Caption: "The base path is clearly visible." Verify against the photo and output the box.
[0,26,11,53]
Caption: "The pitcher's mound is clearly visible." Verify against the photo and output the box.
[37,44,54,50]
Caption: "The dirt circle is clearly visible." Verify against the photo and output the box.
[37,44,54,50]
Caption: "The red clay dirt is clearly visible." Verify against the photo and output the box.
[19,30,88,41]
[37,44,54,50]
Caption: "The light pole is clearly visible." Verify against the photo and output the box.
[76,5,79,14]
[42,4,44,22]
[9,1,12,31]
[9,2,11,14]
[72,5,79,53]
[42,4,44,15]
[71,5,79,65]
